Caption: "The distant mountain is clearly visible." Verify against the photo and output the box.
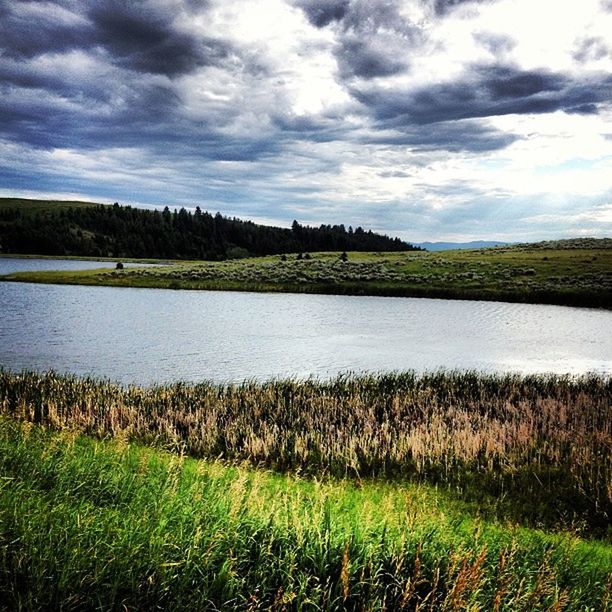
[416,240,511,251]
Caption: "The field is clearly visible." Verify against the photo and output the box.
[0,197,100,213]
[0,370,610,609]
[3,239,611,308]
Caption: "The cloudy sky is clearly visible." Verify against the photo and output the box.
[1,0,611,242]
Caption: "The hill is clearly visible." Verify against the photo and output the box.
[417,240,511,251]
[0,197,99,213]
[0,198,418,260]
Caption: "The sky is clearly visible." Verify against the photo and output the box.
[1,0,611,242]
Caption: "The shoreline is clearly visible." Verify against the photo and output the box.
[1,246,610,309]
[2,268,610,309]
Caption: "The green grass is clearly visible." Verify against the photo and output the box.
[0,253,172,264]
[3,240,611,308]
[0,417,610,610]
[0,197,101,213]
[2,370,610,537]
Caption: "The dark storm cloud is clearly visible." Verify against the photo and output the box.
[295,0,419,79]
[0,1,93,58]
[0,0,276,163]
[364,120,518,153]
[273,88,517,153]
[0,72,283,162]
[296,0,349,27]
[336,38,406,78]
[272,114,347,142]
[433,0,489,16]
[88,2,233,77]
[0,77,183,149]
[353,65,612,125]
[485,69,566,100]
[0,1,233,77]
[0,53,112,104]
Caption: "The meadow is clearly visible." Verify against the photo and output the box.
[0,197,98,213]
[3,238,611,308]
[0,372,611,609]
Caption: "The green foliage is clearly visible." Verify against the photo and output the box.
[0,198,417,260]
[1,370,610,535]
[0,418,610,610]
[6,243,610,308]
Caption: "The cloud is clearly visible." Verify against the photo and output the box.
[362,119,518,152]
[0,1,234,77]
[0,1,93,58]
[352,65,612,125]
[295,0,421,79]
[88,1,233,77]
[335,37,407,78]
[486,68,566,100]
[0,0,280,161]
[295,0,349,27]
[472,31,516,57]
[1,0,612,241]
[573,36,611,63]
[432,0,490,17]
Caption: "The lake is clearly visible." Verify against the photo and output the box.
[1,277,610,385]
[0,256,159,275]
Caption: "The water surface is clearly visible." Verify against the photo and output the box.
[0,280,609,385]
[0,257,158,275]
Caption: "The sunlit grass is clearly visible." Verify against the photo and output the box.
[0,418,610,610]
[1,370,610,535]
[3,241,610,307]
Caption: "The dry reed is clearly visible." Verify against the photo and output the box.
[1,369,610,531]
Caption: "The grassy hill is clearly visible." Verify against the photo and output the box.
[5,238,611,308]
[0,197,415,260]
[0,197,100,212]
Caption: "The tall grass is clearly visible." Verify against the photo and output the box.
[1,370,610,533]
[0,418,610,610]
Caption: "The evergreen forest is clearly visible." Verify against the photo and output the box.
[0,201,417,259]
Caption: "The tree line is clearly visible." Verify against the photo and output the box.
[0,202,420,259]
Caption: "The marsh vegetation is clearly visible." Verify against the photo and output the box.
[2,416,611,611]
[1,370,610,535]
[0,366,611,610]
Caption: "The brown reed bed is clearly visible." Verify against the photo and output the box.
[0,369,610,534]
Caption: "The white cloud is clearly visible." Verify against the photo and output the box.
[1,0,611,241]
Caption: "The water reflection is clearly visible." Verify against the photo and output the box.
[1,280,609,385]
[0,257,159,275]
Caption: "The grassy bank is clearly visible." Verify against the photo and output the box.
[0,418,610,610]
[3,239,611,308]
[0,253,173,265]
[1,370,610,536]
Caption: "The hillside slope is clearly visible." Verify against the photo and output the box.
[0,198,417,260]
